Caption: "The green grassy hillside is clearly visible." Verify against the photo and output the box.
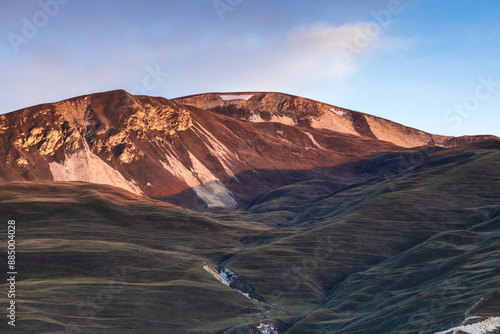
[1,141,500,333]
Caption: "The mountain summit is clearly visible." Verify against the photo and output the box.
[0,90,496,209]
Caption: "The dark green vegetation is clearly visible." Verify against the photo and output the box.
[1,140,500,333]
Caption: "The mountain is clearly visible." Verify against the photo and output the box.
[0,90,495,210]
[173,92,494,148]
[1,90,500,334]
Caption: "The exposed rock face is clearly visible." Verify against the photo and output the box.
[174,92,497,148]
[0,90,496,209]
[0,90,194,195]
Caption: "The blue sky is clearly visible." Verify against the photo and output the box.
[1,0,499,136]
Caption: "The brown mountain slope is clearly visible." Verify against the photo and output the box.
[0,90,495,210]
[174,92,496,148]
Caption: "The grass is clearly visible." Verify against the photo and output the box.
[1,144,500,333]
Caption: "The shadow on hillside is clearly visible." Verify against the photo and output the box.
[160,146,454,211]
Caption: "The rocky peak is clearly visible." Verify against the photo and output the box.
[174,92,498,148]
[0,90,193,161]
[174,92,327,121]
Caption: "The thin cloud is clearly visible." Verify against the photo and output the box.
[156,22,413,96]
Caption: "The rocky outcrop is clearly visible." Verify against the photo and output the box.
[174,92,498,148]
[203,262,267,303]
[0,89,496,209]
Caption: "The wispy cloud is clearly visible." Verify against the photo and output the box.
[155,21,413,96]
[1,18,411,113]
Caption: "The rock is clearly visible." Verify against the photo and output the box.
[0,89,496,210]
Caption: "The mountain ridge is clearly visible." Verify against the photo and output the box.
[173,91,497,148]
[0,89,497,210]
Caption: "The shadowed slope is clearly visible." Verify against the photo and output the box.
[0,181,271,333]
[219,141,500,333]
[1,141,499,333]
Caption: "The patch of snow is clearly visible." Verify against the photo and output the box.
[248,112,260,122]
[220,267,236,286]
[220,94,253,101]
[257,322,280,334]
[146,182,152,187]
[431,317,500,334]
[330,107,346,117]
[203,265,256,300]
[49,142,141,195]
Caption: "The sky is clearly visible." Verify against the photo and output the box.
[1,0,499,137]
